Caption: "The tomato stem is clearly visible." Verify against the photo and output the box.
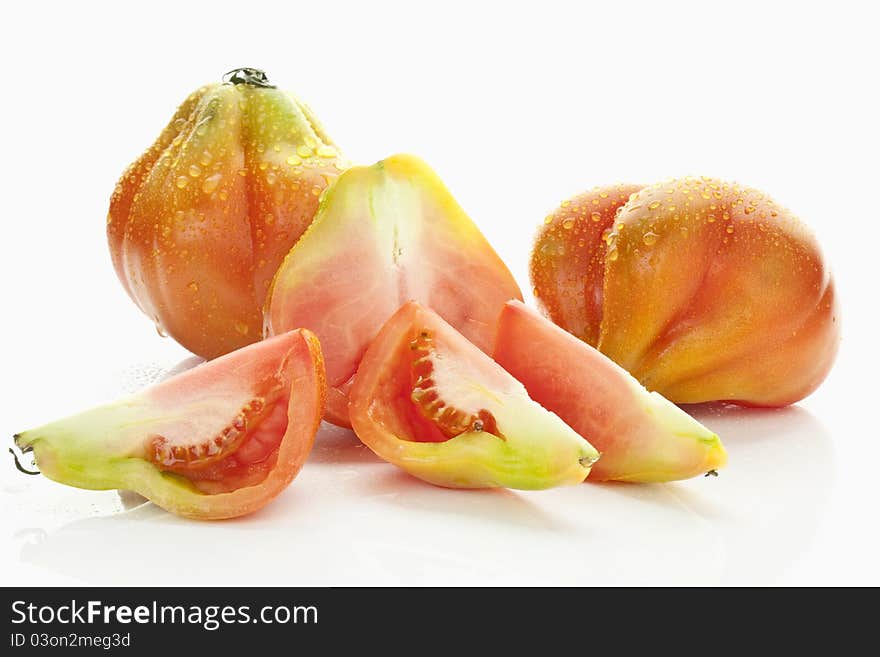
[222,67,276,89]
[9,444,40,476]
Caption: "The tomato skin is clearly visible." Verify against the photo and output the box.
[349,302,598,490]
[108,73,346,359]
[14,329,326,519]
[531,179,840,407]
[266,154,523,427]
[495,301,725,482]
[531,184,643,344]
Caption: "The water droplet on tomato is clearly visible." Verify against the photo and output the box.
[286,155,302,166]
[591,212,602,222]
[175,176,189,189]
[296,144,313,158]
[188,164,201,178]
[201,174,222,194]
[234,321,250,336]
[188,282,199,293]
[607,247,619,261]
[642,231,658,246]
[562,218,575,230]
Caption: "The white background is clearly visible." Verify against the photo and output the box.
[1,0,878,585]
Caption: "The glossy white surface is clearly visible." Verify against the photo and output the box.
[2,0,878,586]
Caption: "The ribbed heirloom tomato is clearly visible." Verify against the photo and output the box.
[108,68,346,359]
[532,179,839,406]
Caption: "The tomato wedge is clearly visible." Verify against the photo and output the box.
[494,301,726,482]
[14,330,326,519]
[349,302,599,490]
[265,154,522,427]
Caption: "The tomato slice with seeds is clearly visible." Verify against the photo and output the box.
[349,302,598,490]
[14,329,326,519]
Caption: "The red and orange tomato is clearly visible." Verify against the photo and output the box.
[108,68,346,359]
[531,179,839,407]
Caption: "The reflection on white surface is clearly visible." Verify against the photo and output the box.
[1,373,833,585]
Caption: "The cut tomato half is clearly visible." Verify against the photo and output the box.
[14,330,326,519]
[265,154,523,427]
[349,302,599,490]
[494,301,726,482]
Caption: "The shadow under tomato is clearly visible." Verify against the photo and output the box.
[590,402,835,584]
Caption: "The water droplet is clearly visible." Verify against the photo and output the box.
[707,215,716,223]
[272,143,282,152]
[175,176,189,189]
[234,321,250,336]
[296,144,313,158]
[286,155,302,166]
[556,245,565,256]
[188,164,201,178]
[237,168,247,177]
[562,218,575,230]
[201,174,222,194]
[316,145,336,158]
[266,172,277,185]
[642,231,658,246]
[258,161,269,171]
[726,225,734,234]
[188,282,199,293]
[199,150,212,167]
[591,211,602,222]
[218,190,228,201]
[744,205,756,214]
[648,201,661,210]
[264,213,275,225]
[701,190,711,199]
[599,192,609,198]
[561,200,571,208]
[607,247,619,262]
[543,215,553,225]
[311,185,322,196]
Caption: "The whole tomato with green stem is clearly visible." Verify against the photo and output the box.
[108,68,347,359]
